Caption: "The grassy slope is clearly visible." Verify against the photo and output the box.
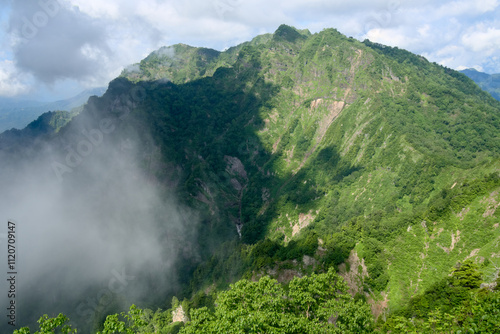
[122,25,500,312]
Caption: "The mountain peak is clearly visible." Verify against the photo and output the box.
[461,68,500,100]
[273,24,308,43]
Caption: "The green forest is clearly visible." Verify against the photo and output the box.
[5,25,500,333]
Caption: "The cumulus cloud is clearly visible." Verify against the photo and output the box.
[8,0,112,83]
[462,24,500,52]
[1,0,500,100]
[435,0,499,16]
[0,59,30,96]
[361,1,500,72]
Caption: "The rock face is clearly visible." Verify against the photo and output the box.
[172,305,188,323]
[339,250,369,296]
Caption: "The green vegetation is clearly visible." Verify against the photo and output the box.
[6,24,500,333]
[381,260,500,332]
[16,269,373,334]
[14,314,76,334]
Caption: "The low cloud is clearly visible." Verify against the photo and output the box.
[124,63,140,73]
[153,46,176,59]
[0,95,199,331]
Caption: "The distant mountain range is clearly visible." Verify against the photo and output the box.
[461,68,500,101]
[0,87,106,132]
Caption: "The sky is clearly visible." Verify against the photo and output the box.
[0,0,499,101]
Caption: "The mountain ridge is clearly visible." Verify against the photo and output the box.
[2,24,500,333]
[461,67,500,101]
[0,87,106,133]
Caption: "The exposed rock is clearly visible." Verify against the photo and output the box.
[457,207,470,221]
[277,269,303,283]
[482,191,499,217]
[230,178,242,191]
[310,98,324,109]
[480,282,497,291]
[339,250,369,296]
[421,221,427,233]
[368,292,389,321]
[465,248,481,261]
[252,266,303,284]
[262,188,270,202]
[224,156,248,179]
[292,210,316,237]
[303,255,316,266]
[172,305,188,323]
[437,230,461,254]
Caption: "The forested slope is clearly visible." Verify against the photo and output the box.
[5,25,500,333]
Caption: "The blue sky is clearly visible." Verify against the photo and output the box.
[0,0,499,101]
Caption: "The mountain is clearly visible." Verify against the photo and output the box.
[2,25,500,333]
[0,87,106,132]
[461,68,500,101]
